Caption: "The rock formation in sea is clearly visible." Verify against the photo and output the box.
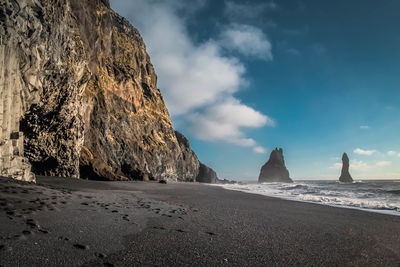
[196,163,218,184]
[339,152,353,183]
[258,148,293,183]
[0,0,215,182]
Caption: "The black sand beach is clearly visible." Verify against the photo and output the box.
[0,176,399,266]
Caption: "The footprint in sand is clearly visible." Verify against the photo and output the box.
[73,243,89,250]
[26,219,38,229]
[95,252,106,259]
[22,230,32,235]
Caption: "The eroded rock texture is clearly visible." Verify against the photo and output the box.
[196,163,218,184]
[1,0,202,181]
[339,152,353,183]
[258,148,293,183]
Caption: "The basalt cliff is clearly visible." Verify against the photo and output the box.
[0,0,207,182]
[258,148,293,183]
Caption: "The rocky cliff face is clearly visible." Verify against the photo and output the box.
[339,152,353,183]
[258,148,293,183]
[196,163,218,184]
[0,0,202,182]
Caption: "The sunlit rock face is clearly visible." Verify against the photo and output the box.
[0,46,35,182]
[1,0,200,181]
[339,152,353,183]
[258,148,293,183]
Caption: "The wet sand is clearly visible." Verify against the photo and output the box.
[0,176,399,266]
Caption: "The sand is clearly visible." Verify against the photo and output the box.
[0,176,399,266]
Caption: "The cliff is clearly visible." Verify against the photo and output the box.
[258,148,293,183]
[339,152,353,183]
[196,163,218,184]
[0,0,207,182]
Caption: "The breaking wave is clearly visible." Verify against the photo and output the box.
[218,180,400,216]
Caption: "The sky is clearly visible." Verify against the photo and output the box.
[111,0,400,180]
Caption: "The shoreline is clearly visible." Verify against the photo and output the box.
[213,182,400,217]
[1,176,400,266]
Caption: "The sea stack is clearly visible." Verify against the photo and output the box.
[258,148,293,183]
[339,152,353,183]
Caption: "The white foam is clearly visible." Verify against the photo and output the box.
[217,181,400,216]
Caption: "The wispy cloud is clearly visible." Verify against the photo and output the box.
[330,160,392,171]
[353,148,376,156]
[189,98,274,151]
[387,150,397,156]
[286,48,301,56]
[282,25,310,36]
[219,24,273,60]
[224,1,277,20]
[312,43,327,56]
[360,125,369,129]
[253,146,268,154]
[351,160,372,171]
[330,163,342,170]
[376,161,392,167]
[329,160,371,171]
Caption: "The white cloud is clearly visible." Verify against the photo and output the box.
[330,163,342,170]
[286,48,301,56]
[205,98,274,128]
[111,0,273,152]
[189,98,274,152]
[331,159,392,172]
[353,148,376,156]
[360,125,369,129]
[224,1,277,20]
[398,153,400,158]
[312,43,327,56]
[111,0,245,115]
[253,146,267,154]
[330,160,371,171]
[376,161,391,167]
[387,150,397,156]
[219,24,273,60]
[351,160,372,171]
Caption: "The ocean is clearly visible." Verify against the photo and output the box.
[217,180,400,216]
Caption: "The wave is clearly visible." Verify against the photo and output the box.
[220,180,400,216]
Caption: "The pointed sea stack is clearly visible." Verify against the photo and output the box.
[339,153,353,183]
[258,148,293,183]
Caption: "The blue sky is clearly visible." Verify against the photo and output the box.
[111,0,400,180]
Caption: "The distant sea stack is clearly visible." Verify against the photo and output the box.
[258,148,293,183]
[339,153,353,183]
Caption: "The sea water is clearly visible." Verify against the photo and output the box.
[217,180,400,216]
